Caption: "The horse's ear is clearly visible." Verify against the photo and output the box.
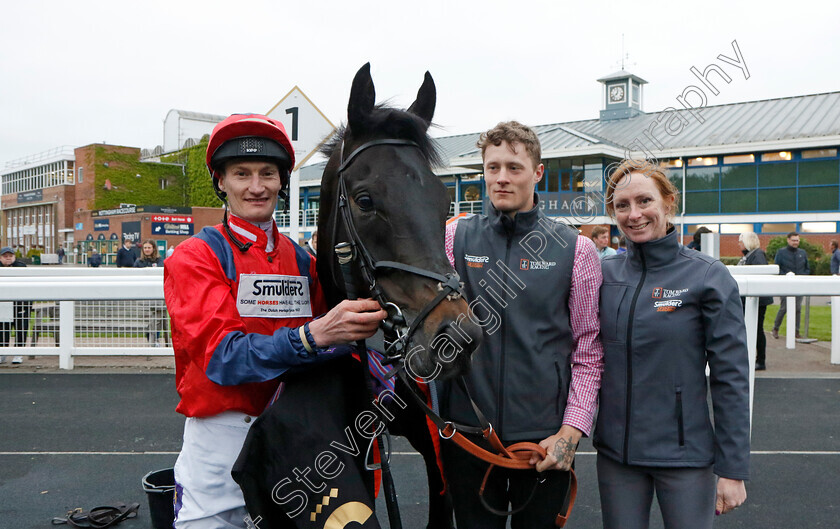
[407,71,436,127]
[348,63,375,133]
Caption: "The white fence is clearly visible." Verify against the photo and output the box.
[0,268,169,369]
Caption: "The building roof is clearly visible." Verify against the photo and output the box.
[596,70,648,84]
[438,90,840,167]
[165,109,227,122]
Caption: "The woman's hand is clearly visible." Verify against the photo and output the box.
[716,477,746,515]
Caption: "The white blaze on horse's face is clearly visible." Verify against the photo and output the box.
[219,161,282,223]
[482,141,543,216]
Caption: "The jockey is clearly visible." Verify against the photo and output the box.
[164,113,386,529]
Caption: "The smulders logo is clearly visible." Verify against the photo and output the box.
[654,299,682,312]
[464,254,489,268]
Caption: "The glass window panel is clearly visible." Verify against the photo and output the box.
[662,159,684,168]
[723,154,755,164]
[758,188,796,212]
[666,168,682,190]
[685,224,719,233]
[798,160,838,186]
[685,166,719,191]
[688,156,718,166]
[758,163,796,187]
[720,223,754,234]
[799,186,838,211]
[801,222,837,233]
[721,190,755,213]
[721,165,756,189]
[685,191,719,213]
[761,223,797,233]
[801,149,837,159]
[572,170,584,191]
[761,151,793,162]
[561,171,570,191]
[546,171,559,192]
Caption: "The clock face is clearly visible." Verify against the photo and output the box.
[609,84,626,103]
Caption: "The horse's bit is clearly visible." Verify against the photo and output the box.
[333,138,464,365]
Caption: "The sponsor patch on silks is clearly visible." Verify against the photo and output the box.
[464,253,489,268]
[237,274,312,318]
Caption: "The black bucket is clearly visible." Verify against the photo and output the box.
[142,468,175,529]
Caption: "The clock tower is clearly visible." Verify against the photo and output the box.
[597,70,647,121]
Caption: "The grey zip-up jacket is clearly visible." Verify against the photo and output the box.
[594,228,750,480]
[441,202,579,442]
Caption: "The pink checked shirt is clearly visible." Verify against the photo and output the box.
[445,219,604,436]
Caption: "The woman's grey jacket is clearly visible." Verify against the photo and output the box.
[594,228,750,480]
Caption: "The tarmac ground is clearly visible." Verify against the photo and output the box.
[1,333,839,528]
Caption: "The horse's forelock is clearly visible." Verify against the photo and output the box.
[318,105,442,168]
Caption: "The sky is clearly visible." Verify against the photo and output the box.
[1,0,838,168]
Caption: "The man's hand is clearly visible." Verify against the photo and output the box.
[529,425,582,472]
[308,299,387,347]
[715,477,746,515]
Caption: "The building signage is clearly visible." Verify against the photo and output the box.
[151,214,193,223]
[266,86,336,170]
[93,206,137,217]
[122,221,141,243]
[18,190,43,203]
[75,222,84,230]
[152,222,194,236]
[94,219,110,231]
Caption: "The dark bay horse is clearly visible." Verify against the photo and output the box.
[316,64,483,527]
[233,64,482,529]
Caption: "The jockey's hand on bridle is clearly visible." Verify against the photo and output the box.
[308,299,387,346]
[530,425,583,472]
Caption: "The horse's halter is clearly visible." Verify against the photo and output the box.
[333,138,464,365]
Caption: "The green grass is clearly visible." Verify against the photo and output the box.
[763,304,832,342]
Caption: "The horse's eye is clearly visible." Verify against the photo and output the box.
[355,195,374,212]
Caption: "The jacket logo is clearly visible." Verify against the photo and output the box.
[520,259,557,271]
[652,287,688,299]
[464,254,489,268]
[654,299,682,312]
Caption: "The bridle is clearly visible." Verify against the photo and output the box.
[333,138,464,365]
[331,137,577,526]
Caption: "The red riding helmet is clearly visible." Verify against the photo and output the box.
[206,114,295,180]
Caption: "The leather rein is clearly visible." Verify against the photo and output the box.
[331,137,576,525]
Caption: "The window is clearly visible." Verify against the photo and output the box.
[688,157,718,166]
[801,148,837,159]
[662,159,683,168]
[721,165,756,189]
[761,223,797,233]
[685,191,718,213]
[801,222,837,233]
[758,163,795,188]
[685,224,719,233]
[761,151,793,162]
[723,154,755,164]
[798,160,838,186]
[758,188,796,212]
[721,190,755,213]
[720,223,754,234]
[799,186,838,211]
[159,178,168,190]
[685,166,719,191]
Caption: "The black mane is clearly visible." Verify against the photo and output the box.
[319,104,443,168]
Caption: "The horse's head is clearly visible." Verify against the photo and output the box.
[318,63,481,381]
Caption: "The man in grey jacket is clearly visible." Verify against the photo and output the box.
[771,232,810,339]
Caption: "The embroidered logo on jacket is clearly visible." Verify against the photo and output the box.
[654,299,683,312]
[520,259,556,271]
[652,287,688,299]
[464,254,489,268]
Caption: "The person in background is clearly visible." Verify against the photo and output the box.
[596,160,749,528]
[615,235,627,254]
[0,246,30,364]
[306,231,317,258]
[687,226,712,251]
[830,240,839,276]
[88,248,102,268]
[737,232,773,370]
[57,246,65,264]
[134,239,164,268]
[771,232,810,340]
[166,245,175,259]
[116,238,136,267]
[591,225,617,260]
